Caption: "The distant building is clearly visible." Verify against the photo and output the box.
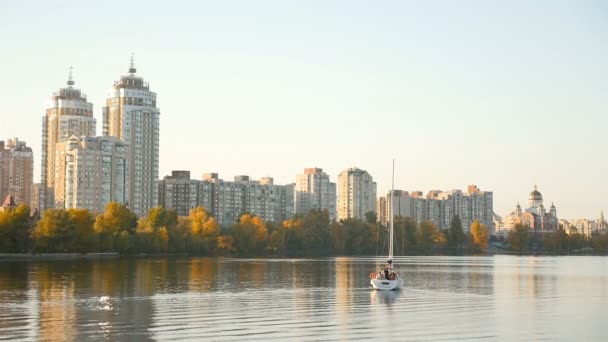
[103,57,160,217]
[158,172,295,226]
[498,186,558,236]
[337,167,377,221]
[294,168,336,220]
[41,70,96,211]
[377,185,493,232]
[158,171,199,216]
[31,183,41,211]
[0,138,34,206]
[0,194,17,211]
[53,136,128,212]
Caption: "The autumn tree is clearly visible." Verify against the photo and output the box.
[470,220,489,252]
[0,204,32,252]
[416,221,439,252]
[188,206,220,254]
[231,214,268,256]
[94,202,138,252]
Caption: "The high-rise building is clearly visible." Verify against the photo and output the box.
[53,136,128,212]
[377,185,494,232]
[103,57,160,216]
[41,70,95,210]
[158,171,199,216]
[31,183,41,211]
[158,172,295,226]
[294,168,337,220]
[0,138,34,206]
[337,167,377,221]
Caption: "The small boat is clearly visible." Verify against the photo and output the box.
[370,160,403,291]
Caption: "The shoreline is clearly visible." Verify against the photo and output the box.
[1,251,607,261]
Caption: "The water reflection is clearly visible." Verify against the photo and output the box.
[0,256,606,341]
[370,289,401,305]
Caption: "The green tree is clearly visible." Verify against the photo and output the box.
[448,215,465,251]
[365,211,377,225]
[507,223,530,252]
[541,228,568,252]
[301,209,331,254]
[470,220,489,251]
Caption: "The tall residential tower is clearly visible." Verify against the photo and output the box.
[103,57,160,216]
[337,167,377,221]
[294,168,336,220]
[41,69,96,210]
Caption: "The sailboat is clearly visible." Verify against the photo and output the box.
[370,160,403,291]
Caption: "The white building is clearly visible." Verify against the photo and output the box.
[41,70,96,211]
[103,57,160,216]
[294,168,336,220]
[54,135,128,212]
[337,167,377,221]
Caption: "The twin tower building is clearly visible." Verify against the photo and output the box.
[41,59,159,217]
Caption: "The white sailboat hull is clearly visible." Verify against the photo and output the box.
[370,278,403,291]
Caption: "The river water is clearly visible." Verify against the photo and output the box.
[0,256,606,341]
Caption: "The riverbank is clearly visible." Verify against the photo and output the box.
[0,253,120,260]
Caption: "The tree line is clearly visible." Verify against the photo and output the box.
[0,203,494,256]
[3,202,606,256]
[505,223,608,253]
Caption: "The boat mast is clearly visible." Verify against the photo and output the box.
[389,159,394,267]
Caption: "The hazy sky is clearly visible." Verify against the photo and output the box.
[0,0,606,219]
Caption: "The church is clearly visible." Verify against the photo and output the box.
[499,186,559,236]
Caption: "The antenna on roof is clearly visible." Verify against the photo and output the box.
[67,66,75,87]
[129,53,136,74]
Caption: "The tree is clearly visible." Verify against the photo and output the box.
[0,204,32,253]
[507,224,530,252]
[187,206,220,254]
[94,202,138,252]
[365,211,377,225]
[301,209,331,254]
[67,208,95,252]
[231,214,268,256]
[448,215,465,251]
[416,221,439,252]
[470,220,489,251]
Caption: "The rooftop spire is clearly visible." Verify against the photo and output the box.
[128,53,136,74]
[67,66,75,87]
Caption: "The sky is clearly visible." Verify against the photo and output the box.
[0,0,606,219]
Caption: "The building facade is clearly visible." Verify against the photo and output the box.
[158,171,199,216]
[41,72,96,210]
[0,138,33,206]
[337,167,377,221]
[53,136,128,212]
[158,172,295,226]
[377,185,493,232]
[497,186,558,237]
[294,168,336,220]
[103,58,159,216]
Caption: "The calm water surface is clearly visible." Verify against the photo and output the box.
[0,256,606,341]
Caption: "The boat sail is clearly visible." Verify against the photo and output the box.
[370,160,403,291]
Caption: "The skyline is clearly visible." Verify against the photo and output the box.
[0,0,607,218]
